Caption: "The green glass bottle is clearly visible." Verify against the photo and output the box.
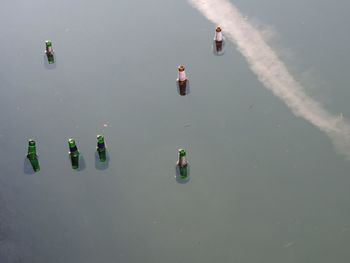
[68,139,79,169]
[179,165,188,179]
[27,139,40,172]
[45,40,54,64]
[96,135,106,162]
[177,149,188,179]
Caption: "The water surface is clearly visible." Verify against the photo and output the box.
[1,0,350,262]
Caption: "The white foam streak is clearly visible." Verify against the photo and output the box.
[189,0,350,159]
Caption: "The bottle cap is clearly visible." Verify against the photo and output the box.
[178,149,186,157]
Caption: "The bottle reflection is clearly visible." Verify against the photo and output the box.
[95,151,110,170]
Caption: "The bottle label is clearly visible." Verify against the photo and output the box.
[178,71,186,82]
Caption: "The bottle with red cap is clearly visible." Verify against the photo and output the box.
[214,27,223,52]
[177,65,187,95]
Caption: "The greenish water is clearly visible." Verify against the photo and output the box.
[1,0,350,262]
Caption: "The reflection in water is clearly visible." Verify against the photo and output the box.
[76,155,86,171]
[95,151,110,170]
[23,157,36,175]
[189,0,350,159]
[175,165,190,184]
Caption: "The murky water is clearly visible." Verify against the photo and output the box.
[1,0,350,262]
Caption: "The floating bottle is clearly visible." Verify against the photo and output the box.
[68,138,79,169]
[27,139,40,172]
[177,65,187,95]
[177,149,188,179]
[96,135,106,162]
[214,27,223,52]
[45,40,54,64]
